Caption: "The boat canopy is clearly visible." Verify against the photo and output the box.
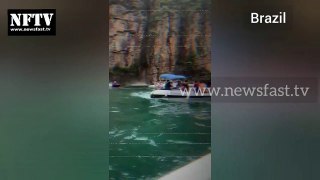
[159,74,187,80]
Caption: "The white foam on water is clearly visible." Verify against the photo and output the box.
[109,129,117,135]
[130,91,152,99]
[166,140,193,144]
[113,130,126,137]
[134,137,149,141]
[121,172,129,177]
[149,104,161,108]
[123,135,136,140]
[172,159,180,163]
[149,140,157,147]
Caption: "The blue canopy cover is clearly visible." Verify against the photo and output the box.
[159,74,187,80]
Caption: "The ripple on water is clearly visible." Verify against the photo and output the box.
[194,114,210,120]
[194,122,211,128]
[167,125,178,131]
[121,172,130,178]
[147,119,162,125]
[149,101,200,116]
[166,140,193,144]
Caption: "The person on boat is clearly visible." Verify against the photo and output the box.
[199,81,207,92]
[176,80,182,89]
[161,81,166,89]
[194,81,200,92]
[164,80,172,90]
[172,80,178,89]
[181,80,189,90]
[206,81,211,88]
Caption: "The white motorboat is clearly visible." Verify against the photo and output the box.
[150,73,211,100]
[148,84,156,89]
[109,82,121,88]
[150,89,211,99]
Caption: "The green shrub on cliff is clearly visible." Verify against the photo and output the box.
[110,63,140,80]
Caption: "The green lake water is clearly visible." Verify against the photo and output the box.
[109,88,211,179]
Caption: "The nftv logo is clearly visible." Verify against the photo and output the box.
[8,9,56,36]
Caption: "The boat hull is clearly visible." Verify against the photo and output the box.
[150,90,211,99]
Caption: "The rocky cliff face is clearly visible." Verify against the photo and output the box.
[109,0,211,83]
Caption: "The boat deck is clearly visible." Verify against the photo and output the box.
[159,154,211,180]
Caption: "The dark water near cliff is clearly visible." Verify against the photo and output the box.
[109,88,211,179]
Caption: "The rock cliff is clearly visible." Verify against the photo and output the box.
[109,0,211,83]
